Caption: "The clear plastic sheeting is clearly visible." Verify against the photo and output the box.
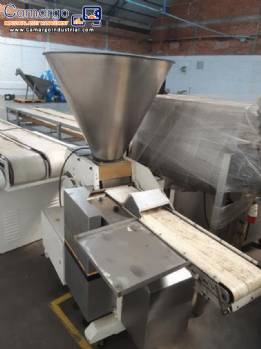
[211,196,253,230]
[130,94,261,194]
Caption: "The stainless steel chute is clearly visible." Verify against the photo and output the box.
[44,51,173,161]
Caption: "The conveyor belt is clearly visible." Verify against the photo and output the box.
[0,119,19,131]
[141,209,261,304]
[6,105,83,140]
[0,133,47,185]
[31,107,78,129]
[0,120,68,185]
[9,106,79,130]
[106,185,261,311]
[35,108,76,123]
[2,127,67,177]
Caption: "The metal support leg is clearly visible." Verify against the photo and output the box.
[32,83,36,102]
[191,292,209,317]
[16,112,21,126]
[6,107,9,122]
[57,122,62,140]
[210,153,231,232]
[85,297,125,344]
[25,85,29,100]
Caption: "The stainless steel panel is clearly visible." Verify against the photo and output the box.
[65,247,115,322]
[122,270,194,349]
[64,188,132,273]
[88,195,132,224]
[64,187,102,274]
[124,188,170,216]
[76,220,186,296]
[64,187,102,240]
[44,52,173,161]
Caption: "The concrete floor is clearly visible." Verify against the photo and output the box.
[0,241,261,349]
[0,242,79,349]
[0,241,137,349]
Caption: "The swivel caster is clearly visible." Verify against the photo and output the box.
[73,301,79,310]
[93,339,105,348]
[82,317,88,327]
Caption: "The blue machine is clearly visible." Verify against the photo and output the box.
[40,70,66,102]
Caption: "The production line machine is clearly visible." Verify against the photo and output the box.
[15,68,52,102]
[41,52,261,348]
[131,94,261,247]
[0,119,69,253]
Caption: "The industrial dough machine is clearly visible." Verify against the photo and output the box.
[41,51,261,349]
[0,119,68,253]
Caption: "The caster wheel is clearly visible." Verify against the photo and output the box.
[82,317,88,327]
[93,340,105,348]
[72,301,79,310]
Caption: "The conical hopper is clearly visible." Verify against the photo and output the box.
[44,51,173,161]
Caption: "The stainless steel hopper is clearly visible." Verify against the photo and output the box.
[44,51,173,161]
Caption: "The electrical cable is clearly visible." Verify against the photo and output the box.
[58,146,90,207]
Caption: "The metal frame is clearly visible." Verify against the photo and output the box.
[166,209,261,313]
[15,68,51,101]
[6,106,83,142]
[105,0,158,18]
[210,153,232,231]
[210,152,255,233]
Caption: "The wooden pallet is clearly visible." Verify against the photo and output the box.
[14,97,44,103]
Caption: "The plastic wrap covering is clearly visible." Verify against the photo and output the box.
[130,94,261,194]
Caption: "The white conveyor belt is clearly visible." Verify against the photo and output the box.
[0,120,68,185]
[141,209,261,303]
[35,107,76,124]
[15,107,79,130]
[106,185,261,310]
[0,133,47,185]
[0,119,19,131]
[2,127,67,177]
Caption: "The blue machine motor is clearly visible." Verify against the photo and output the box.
[41,70,66,102]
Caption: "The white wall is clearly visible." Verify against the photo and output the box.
[0,36,103,95]
[1,39,261,102]
[165,55,261,102]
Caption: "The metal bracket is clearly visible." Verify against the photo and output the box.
[189,265,232,314]
[124,188,172,217]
